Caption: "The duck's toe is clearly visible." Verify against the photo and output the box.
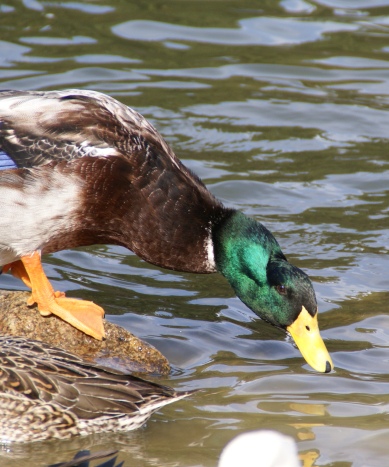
[50,295,106,340]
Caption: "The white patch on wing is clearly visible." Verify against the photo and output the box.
[0,170,81,265]
[78,140,116,157]
[3,129,19,146]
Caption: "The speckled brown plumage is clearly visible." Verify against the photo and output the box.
[0,334,191,442]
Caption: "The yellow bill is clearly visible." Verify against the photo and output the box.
[287,306,333,373]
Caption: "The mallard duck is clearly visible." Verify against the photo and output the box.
[0,335,190,442]
[0,90,332,372]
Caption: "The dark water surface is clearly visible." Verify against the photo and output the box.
[1,1,389,465]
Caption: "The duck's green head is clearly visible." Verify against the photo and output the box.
[214,211,333,373]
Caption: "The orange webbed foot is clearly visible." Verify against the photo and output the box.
[35,293,106,340]
[4,252,106,340]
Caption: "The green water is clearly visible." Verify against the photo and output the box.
[1,0,389,465]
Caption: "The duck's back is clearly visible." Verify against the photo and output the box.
[0,90,227,273]
[0,90,179,167]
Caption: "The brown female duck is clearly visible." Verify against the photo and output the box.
[0,335,190,442]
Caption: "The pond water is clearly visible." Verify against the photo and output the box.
[1,0,389,466]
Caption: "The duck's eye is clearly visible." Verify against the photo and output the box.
[275,285,287,296]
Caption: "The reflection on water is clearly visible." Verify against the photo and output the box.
[112,17,357,46]
[1,0,389,466]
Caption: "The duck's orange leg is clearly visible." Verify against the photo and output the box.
[4,252,105,340]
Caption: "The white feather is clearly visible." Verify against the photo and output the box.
[0,170,80,265]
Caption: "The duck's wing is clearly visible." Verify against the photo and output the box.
[0,89,177,169]
[0,335,188,419]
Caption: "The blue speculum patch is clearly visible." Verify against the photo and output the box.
[0,151,17,170]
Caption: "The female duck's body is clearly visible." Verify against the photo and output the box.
[0,90,332,372]
[0,335,190,442]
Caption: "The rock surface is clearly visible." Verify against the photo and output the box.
[0,290,170,374]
